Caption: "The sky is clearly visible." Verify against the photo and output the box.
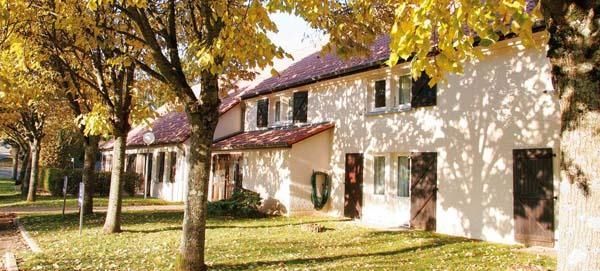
[236,13,328,89]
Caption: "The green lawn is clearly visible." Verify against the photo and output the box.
[18,211,556,271]
[0,178,177,209]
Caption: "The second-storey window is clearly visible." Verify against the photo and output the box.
[274,101,281,123]
[374,80,386,108]
[398,75,412,107]
[292,91,308,123]
[256,99,269,127]
[374,156,385,194]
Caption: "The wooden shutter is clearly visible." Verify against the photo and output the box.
[410,152,437,231]
[157,152,165,182]
[411,72,437,107]
[256,99,269,127]
[293,91,308,123]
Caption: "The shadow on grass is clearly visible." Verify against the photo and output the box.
[206,218,350,230]
[210,240,457,270]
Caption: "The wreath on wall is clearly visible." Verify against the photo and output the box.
[311,171,331,210]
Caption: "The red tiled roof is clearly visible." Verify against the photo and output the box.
[242,36,390,99]
[243,0,539,99]
[212,122,334,151]
[100,95,241,150]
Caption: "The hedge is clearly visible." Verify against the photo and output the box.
[41,168,139,196]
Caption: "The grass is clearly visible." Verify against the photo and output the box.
[0,178,178,209]
[18,211,556,271]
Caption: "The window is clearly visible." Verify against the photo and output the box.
[126,154,136,172]
[374,156,385,194]
[104,154,112,171]
[157,152,165,182]
[169,152,177,182]
[374,80,386,108]
[287,96,293,120]
[292,91,308,123]
[398,75,412,107]
[274,101,281,122]
[397,156,410,197]
[256,99,269,127]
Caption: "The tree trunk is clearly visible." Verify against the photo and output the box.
[82,135,99,215]
[26,138,41,202]
[102,134,126,233]
[177,75,221,271]
[11,145,19,181]
[17,150,29,187]
[541,1,600,270]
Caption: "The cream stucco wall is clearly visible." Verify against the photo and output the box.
[288,129,333,215]
[241,34,560,245]
[214,104,243,140]
[236,148,292,214]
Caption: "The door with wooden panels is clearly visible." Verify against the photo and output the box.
[513,148,554,247]
[344,153,363,219]
[410,152,437,231]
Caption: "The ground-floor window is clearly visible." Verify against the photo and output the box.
[397,156,410,197]
[168,152,177,182]
[157,152,165,182]
[374,156,385,194]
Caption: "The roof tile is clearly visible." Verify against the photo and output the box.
[212,122,334,151]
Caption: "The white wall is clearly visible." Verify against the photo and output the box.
[240,34,560,245]
[288,129,333,215]
[214,104,243,140]
[101,144,189,202]
[222,148,292,215]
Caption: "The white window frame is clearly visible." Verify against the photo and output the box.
[274,100,281,123]
[372,79,388,111]
[396,155,411,198]
[373,156,386,195]
[395,74,412,111]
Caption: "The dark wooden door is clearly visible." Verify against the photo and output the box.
[344,153,363,219]
[410,152,437,231]
[513,148,554,246]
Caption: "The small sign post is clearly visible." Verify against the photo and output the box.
[78,182,84,235]
[62,176,68,218]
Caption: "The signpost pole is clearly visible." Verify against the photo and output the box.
[62,176,68,219]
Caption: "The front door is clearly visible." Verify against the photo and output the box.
[513,148,554,247]
[410,152,437,231]
[344,153,363,219]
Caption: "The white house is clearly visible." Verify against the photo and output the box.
[101,31,560,248]
[211,32,560,247]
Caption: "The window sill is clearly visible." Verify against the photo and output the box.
[365,106,412,116]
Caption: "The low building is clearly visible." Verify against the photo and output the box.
[101,31,560,248]
[99,94,243,201]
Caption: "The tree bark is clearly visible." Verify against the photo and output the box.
[541,1,600,270]
[17,149,29,187]
[11,145,19,181]
[102,134,126,233]
[82,135,99,215]
[19,150,30,196]
[26,138,41,202]
[177,74,221,271]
